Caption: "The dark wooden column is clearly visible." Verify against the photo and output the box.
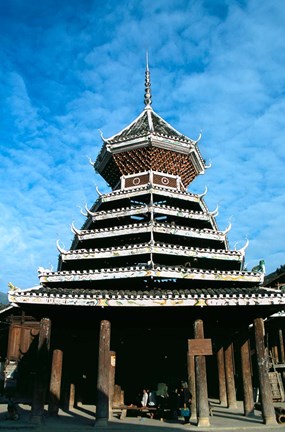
[48,349,63,416]
[194,319,210,427]
[187,352,196,420]
[96,320,111,425]
[240,331,254,416]
[254,318,277,425]
[109,351,116,419]
[31,318,51,424]
[217,346,227,406]
[271,330,279,364]
[224,341,237,408]
[69,383,75,409]
[279,329,285,364]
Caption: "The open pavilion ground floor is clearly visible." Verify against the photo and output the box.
[2,301,285,428]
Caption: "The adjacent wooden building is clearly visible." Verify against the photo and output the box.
[4,63,285,426]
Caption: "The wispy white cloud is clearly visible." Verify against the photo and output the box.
[0,0,285,290]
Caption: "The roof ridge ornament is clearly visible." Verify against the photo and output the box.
[144,51,152,109]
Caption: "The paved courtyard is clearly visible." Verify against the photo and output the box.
[0,399,284,431]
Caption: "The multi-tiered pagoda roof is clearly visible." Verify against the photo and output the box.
[9,62,280,309]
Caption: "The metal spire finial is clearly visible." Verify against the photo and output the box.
[144,51,152,108]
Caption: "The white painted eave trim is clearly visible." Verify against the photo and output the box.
[8,292,285,308]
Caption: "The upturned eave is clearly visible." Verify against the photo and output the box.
[72,221,229,243]
[61,243,243,263]
[38,266,264,284]
[86,204,211,223]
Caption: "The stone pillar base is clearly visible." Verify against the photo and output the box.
[264,416,278,425]
[244,410,255,418]
[197,417,210,427]
[95,418,109,427]
[30,415,44,424]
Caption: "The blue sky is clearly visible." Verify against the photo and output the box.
[0,0,285,291]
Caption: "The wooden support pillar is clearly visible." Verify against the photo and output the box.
[271,331,279,364]
[109,351,116,419]
[20,325,37,359]
[120,389,124,405]
[48,349,63,416]
[113,385,123,406]
[31,318,51,424]
[194,319,210,427]
[279,329,285,364]
[273,345,279,364]
[240,331,254,416]
[96,320,111,425]
[187,353,196,420]
[254,318,277,425]
[224,341,237,408]
[69,383,75,409]
[217,346,227,406]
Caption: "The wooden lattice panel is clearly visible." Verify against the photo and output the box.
[113,147,197,187]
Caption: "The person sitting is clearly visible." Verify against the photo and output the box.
[141,389,148,407]
[147,389,157,407]
[147,389,157,419]
[156,382,168,421]
[179,384,192,424]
